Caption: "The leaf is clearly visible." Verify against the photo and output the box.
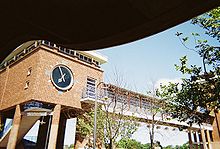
[182,37,189,42]
[175,32,183,36]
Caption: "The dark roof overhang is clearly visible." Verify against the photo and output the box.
[0,0,220,62]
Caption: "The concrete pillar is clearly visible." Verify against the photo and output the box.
[201,129,208,149]
[188,129,193,149]
[56,114,67,149]
[198,131,203,149]
[47,105,61,149]
[193,131,199,149]
[7,105,21,149]
[206,130,212,149]
[212,111,220,142]
[36,116,51,149]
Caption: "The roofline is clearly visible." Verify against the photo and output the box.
[1,40,108,66]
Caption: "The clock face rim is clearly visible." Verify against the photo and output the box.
[51,64,74,91]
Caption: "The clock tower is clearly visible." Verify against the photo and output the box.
[0,40,107,148]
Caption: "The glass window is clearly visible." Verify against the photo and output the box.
[86,78,96,99]
[80,54,84,60]
[24,81,30,89]
[27,67,32,76]
[49,42,55,47]
[141,99,150,110]
[70,50,75,56]
[65,49,70,54]
[59,47,65,53]
[84,56,88,61]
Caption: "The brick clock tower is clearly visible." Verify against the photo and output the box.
[0,40,107,149]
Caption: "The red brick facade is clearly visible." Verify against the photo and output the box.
[0,44,103,111]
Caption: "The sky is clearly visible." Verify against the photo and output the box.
[25,19,217,147]
[96,20,214,146]
[98,20,213,94]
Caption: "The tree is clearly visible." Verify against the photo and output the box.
[68,144,74,149]
[157,7,220,124]
[76,105,105,148]
[116,138,144,149]
[138,81,168,149]
[76,72,139,149]
[117,138,153,149]
[101,84,139,149]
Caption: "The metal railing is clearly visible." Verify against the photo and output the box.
[81,86,170,115]
[82,88,96,99]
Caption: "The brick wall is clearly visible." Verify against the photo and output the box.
[0,46,104,110]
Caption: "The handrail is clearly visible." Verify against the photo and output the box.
[81,87,111,100]
[82,88,96,99]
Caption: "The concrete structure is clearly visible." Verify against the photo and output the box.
[0,40,107,148]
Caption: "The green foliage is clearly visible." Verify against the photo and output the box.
[76,105,105,139]
[117,138,189,149]
[102,105,139,148]
[192,7,220,41]
[117,138,145,149]
[68,144,74,149]
[163,142,189,149]
[157,7,220,124]
[76,103,139,149]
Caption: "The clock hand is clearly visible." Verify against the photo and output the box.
[58,66,64,83]
[58,74,66,83]
[60,73,66,82]
[58,66,66,82]
[58,66,64,76]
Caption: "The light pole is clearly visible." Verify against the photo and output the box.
[93,81,104,149]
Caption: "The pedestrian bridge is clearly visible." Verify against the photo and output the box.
[81,83,218,149]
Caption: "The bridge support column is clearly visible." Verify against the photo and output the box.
[36,116,51,149]
[188,129,193,149]
[47,104,61,149]
[198,130,203,149]
[193,131,199,149]
[201,129,208,149]
[206,130,212,149]
[7,105,21,149]
[56,114,67,149]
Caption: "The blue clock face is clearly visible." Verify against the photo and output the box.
[51,65,74,90]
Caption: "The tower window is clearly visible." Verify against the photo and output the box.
[65,49,70,54]
[24,81,30,89]
[70,50,75,56]
[27,67,32,76]
[80,54,84,60]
